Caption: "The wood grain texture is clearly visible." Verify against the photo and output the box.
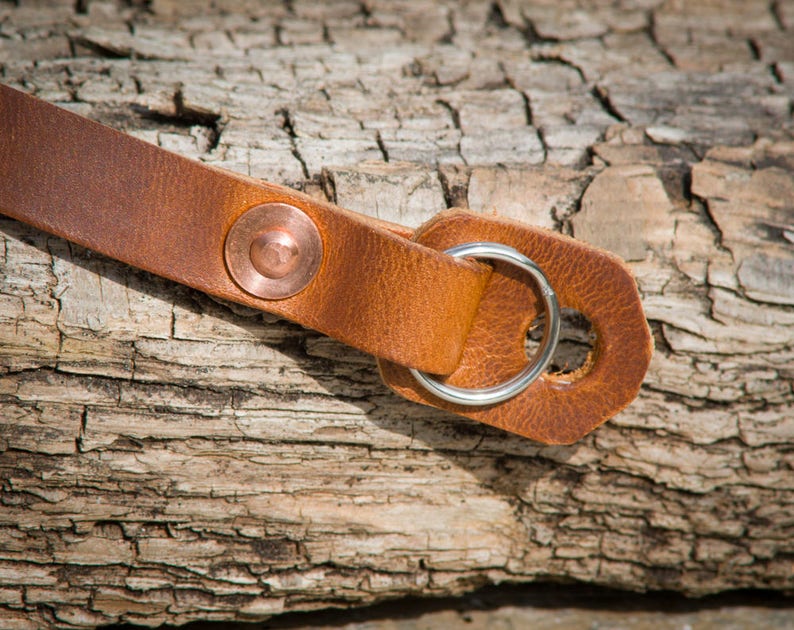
[0,0,792,627]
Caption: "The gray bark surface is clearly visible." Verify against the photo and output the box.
[0,0,792,627]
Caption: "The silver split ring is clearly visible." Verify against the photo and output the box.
[409,242,561,406]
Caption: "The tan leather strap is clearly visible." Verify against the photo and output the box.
[0,84,653,443]
[0,84,489,374]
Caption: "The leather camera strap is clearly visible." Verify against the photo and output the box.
[0,84,653,444]
[0,85,489,375]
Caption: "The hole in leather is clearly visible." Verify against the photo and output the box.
[525,308,594,375]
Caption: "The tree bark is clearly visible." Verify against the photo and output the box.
[1,0,793,627]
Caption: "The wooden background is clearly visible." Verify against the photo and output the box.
[0,0,792,627]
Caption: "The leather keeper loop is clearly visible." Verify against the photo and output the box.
[378,209,654,445]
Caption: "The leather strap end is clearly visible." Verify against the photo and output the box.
[378,209,654,444]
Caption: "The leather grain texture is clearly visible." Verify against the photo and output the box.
[0,84,490,374]
[378,210,654,444]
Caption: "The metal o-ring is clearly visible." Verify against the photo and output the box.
[409,242,561,406]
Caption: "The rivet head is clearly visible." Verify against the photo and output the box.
[225,203,323,300]
[250,230,300,279]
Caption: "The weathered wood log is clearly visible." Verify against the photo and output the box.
[0,0,792,627]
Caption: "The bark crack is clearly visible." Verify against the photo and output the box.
[279,107,310,180]
[590,85,626,123]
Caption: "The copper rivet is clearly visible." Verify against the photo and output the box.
[224,203,323,300]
